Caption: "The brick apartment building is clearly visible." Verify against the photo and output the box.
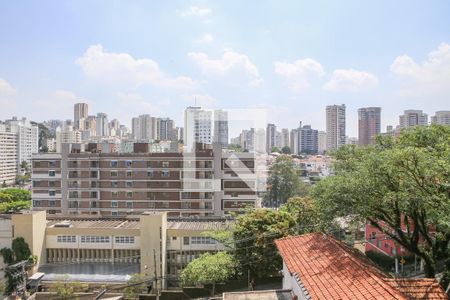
[31,143,259,216]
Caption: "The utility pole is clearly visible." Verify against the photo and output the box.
[153,249,159,300]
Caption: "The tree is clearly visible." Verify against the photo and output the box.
[0,237,34,295]
[181,252,236,296]
[312,125,450,286]
[123,273,147,299]
[49,275,88,300]
[281,146,291,154]
[264,155,309,207]
[233,208,297,278]
[1,181,7,188]
[228,144,242,152]
[279,197,320,234]
[0,189,31,213]
[270,146,280,153]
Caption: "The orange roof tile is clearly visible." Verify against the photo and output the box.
[275,233,413,299]
[385,278,448,300]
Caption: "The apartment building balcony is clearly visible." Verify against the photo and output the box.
[32,193,62,199]
[32,173,61,179]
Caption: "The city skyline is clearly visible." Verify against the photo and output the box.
[1,1,450,137]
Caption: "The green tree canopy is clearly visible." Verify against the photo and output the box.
[264,155,309,207]
[180,252,237,296]
[281,146,291,154]
[312,125,450,286]
[0,189,31,213]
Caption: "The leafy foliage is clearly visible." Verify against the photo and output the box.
[312,125,450,285]
[181,252,236,296]
[0,189,31,213]
[264,155,309,207]
[0,237,34,295]
[49,275,89,299]
[281,146,291,154]
[123,273,147,299]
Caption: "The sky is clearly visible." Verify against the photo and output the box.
[0,0,449,137]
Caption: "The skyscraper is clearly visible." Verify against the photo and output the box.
[158,118,175,141]
[95,113,109,137]
[4,117,38,169]
[131,115,158,141]
[358,107,381,145]
[184,107,212,150]
[299,125,319,154]
[326,104,346,150]
[431,111,450,125]
[213,110,228,148]
[266,123,276,153]
[74,103,88,130]
[281,128,290,149]
[318,131,327,154]
[399,110,428,128]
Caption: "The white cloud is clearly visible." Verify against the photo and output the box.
[76,44,197,90]
[0,78,16,95]
[182,94,218,108]
[274,58,325,92]
[323,69,378,92]
[117,93,163,116]
[188,49,262,86]
[178,6,212,17]
[197,33,214,44]
[0,78,17,108]
[390,42,450,96]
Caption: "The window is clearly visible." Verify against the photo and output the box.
[126,191,133,198]
[205,202,212,209]
[162,170,170,177]
[148,202,155,209]
[49,200,56,207]
[162,161,169,168]
[69,191,79,198]
[147,170,154,177]
[111,201,118,208]
[111,170,118,177]
[33,200,41,207]
[162,202,170,209]
[57,236,76,243]
[111,181,118,188]
[110,160,118,167]
[181,192,191,199]
[125,160,132,167]
[111,211,118,216]
[126,170,132,178]
[48,170,56,177]
[191,237,216,245]
[126,201,133,209]
[181,202,191,209]
[90,201,98,208]
[49,181,55,187]
[80,236,110,243]
[33,181,40,187]
[172,236,177,241]
[147,161,152,167]
[126,181,133,188]
[49,160,56,167]
[183,237,190,245]
[115,236,135,244]
[147,192,155,199]
[69,201,78,209]
[112,191,118,198]
[91,161,99,168]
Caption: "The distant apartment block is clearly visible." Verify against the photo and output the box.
[299,125,319,154]
[31,143,258,217]
[96,113,109,137]
[184,107,213,150]
[431,111,450,125]
[213,110,229,148]
[266,123,276,153]
[326,104,346,150]
[358,107,381,145]
[74,103,88,130]
[399,110,428,129]
[3,117,38,169]
[318,131,327,154]
[55,126,81,153]
[0,126,17,185]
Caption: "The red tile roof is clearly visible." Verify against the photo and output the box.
[386,278,448,300]
[275,233,448,300]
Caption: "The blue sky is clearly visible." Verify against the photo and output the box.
[0,0,449,137]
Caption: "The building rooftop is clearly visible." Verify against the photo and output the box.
[275,233,448,300]
[222,289,293,300]
[45,215,231,231]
